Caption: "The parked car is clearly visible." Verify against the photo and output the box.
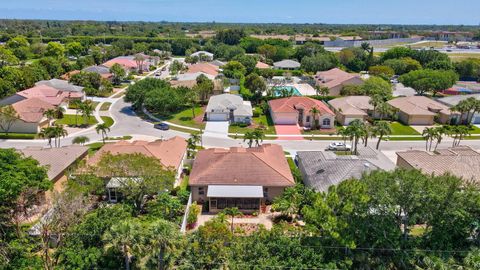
[154,123,170,130]
[326,142,352,151]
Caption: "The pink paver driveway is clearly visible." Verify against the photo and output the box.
[274,125,304,140]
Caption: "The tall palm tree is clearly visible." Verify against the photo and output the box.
[43,109,56,127]
[79,102,94,127]
[186,90,198,119]
[252,128,265,146]
[54,106,65,119]
[38,127,55,148]
[337,127,348,145]
[96,123,110,144]
[376,102,394,120]
[53,124,68,147]
[148,220,181,270]
[422,127,437,151]
[433,126,447,151]
[222,207,243,233]
[309,107,320,130]
[243,131,255,148]
[134,53,146,74]
[345,119,367,154]
[72,136,90,145]
[369,95,383,118]
[372,121,392,150]
[103,219,144,270]
[70,99,82,127]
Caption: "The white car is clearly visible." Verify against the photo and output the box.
[326,142,352,151]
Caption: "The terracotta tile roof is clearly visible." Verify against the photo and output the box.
[189,144,295,187]
[88,136,187,170]
[255,61,270,69]
[103,57,138,69]
[314,68,362,89]
[187,63,219,77]
[328,96,373,116]
[268,97,335,115]
[20,145,88,180]
[387,96,455,116]
[396,146,480,183]
[16,85,83,106]
[11,97,54,123]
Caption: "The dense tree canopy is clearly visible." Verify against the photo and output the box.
[399,69,458,96]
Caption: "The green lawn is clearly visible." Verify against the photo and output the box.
[389,122,420,135]
[161,107,205,129]
[467,125,480,134]
[68,101,99,110]
[0,133,36,139]
[55,114,98,127]
[101,116,114,128]
[100,102,112,111]
[228,113,276,135]
[106,135,132,140]
[302,126,342,135]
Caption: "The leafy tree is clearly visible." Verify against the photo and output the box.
[295,42,326,61]
[45,42,65,58]
[0,47,18,67]
[383,57,422,75]
[222,61,246,79]
[194,74,214,102]
[232,54,256,74]
[96,123,110,144]
[368,65,394,79]
[0,105,18,135]
[96,153,176,213]
[65,42,84,58]
[455,58,480,81]
[147,219,183,270]
[244,73,266,104]
[110,63,127,85]
[38,57,65,78]
[257,44,277,61]
[271,185,304,220]
[215,29,246,45]
[301,52,338,73]
[399,69,458,96]
[380,47,416,62]
[361,76,392,99]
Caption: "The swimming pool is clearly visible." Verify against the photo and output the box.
[272,86,302,97]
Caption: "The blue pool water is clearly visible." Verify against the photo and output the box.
[272,86,302,97]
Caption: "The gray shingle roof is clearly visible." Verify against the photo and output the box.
[206,94,253,117]
[35,79,84,93]
[83,65,111,74]
[296,151,379,193]
[273,59,301,69]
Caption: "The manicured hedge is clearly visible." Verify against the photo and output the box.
[0,133,36,139]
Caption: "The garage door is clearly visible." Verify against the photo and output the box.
[208,113,228,121]
[273,114,297,125]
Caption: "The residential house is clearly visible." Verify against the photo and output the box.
[35,79,85,99]
[388,96,460,125]
[396,146,480,183]
[296,147,394,192]
[268,97,335,129]
[189,144,295,213]
[210,60,226,68]
[103,55,155,73]
[190,51,214,61]
[273,60,301,70]
[205,94,253,124]
[1,98,54,133]
[328,96,374,125]
[314,68,364,96]
[82,65,113,80]
[437,94,480,124]
[88,137,188,202]
[186,63,219,77]
[0,85,83,108]
[20,145,88,188]
[255,61,270,69]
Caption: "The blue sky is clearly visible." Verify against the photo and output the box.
[0,0,479,25]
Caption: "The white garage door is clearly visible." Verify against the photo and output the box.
[208,113,228,121]
[273,115,297,125]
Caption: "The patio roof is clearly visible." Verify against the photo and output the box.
[207,185,263,198]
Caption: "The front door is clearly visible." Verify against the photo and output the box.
[297,109,304,126]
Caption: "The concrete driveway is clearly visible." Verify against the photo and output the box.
[204,121,229,138]
[274,125,304,140]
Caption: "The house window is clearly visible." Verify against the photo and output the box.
[322,118,331,126]
[198,187,204,195]
[306,116,310,123]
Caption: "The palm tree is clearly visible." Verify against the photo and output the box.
[309,107,320,130]
[70,99,82,127]
[345,119,367,155]
[376,102,394,120]
[337,127,348,145]
[134,53,146,74]
[422,127,437,151]
[372,121,392,150]
[53,124,68,147]
[103,219,144,270]
[38,127,55,148]
[222,207,243,233]
[72,136,90,145]
[433,126,447,151]
[54,106,65,119]
[96,123,110,144]
[79,102,94,127]
[43,109,56,127]
[148,220,181,270]
[252,128,265,146]
[454,125,471,146]
[362,123,372,147]
[243,131,255,148]
[369,95,383,118]
[315,86,330,97]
